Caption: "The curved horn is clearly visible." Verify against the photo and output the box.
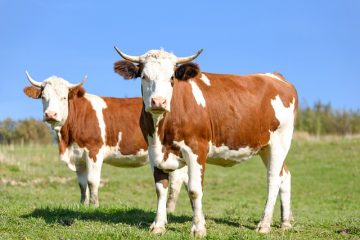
[114,46,141,63]
[25,70,42,88]
[67,75,87,89]
[176,49,204,64]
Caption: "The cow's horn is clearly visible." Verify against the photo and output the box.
[114,46,141,63]
[68,75,87,89]
[176,49,203,64]
[25,70,42,88]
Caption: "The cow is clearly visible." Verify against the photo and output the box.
[113,48,298,237]
[23,71,188,209]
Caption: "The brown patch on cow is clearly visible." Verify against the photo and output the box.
[102,97,147,155]
[114,60,141,80]
[175,63,201,81]
[280,163,289,176]
[23,86,42,99]
[59,91,103,161]
[153,167,169,189]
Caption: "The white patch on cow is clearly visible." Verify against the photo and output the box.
[207,142,257,166]
[173,140,206,235]
[260,73,288,84]
[200,73,211,86]
[84,94,107,142]
[270,95,296,136]
[189,80,206,108]
[140,50,177,113]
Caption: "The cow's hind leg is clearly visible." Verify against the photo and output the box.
[167,166,188,213]
[257,132,292,233]
[75,160,89,205]
[279,163,293,229]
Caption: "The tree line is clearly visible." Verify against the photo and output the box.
[0,102,359,145]
[296,102,360,136]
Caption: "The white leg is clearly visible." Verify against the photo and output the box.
[167,166,188,213]
[86,157,103,207]
[75,160,89,205]
[280,166,293,229]
[257,131,292,233]
[150,167,168,234]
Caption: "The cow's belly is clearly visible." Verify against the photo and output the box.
[103,147,148,168]
[207,143,258,167]
[103,155,148,168]
[60,144,148,170]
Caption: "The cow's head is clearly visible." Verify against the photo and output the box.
[114,47,203,116]
[23,71,86,128]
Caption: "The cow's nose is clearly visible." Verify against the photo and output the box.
[45,111,57,121]
[151,97,167,109]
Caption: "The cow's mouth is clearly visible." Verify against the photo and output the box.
[44,118,60,125]
[149,107,167,114]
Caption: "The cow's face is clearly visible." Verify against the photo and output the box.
[140,50,177,113]
[114,48,203,116]
[24,72,85,128]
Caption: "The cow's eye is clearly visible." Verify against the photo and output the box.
[62,97,67,100]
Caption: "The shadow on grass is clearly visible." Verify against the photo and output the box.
[22,206,192,229]
[22,206,256,231]
[209,217,257,230]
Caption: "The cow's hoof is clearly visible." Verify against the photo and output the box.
[256,223,271,234]
[191,228,206,238]
[149,223,166,235]
[281,221,292,230]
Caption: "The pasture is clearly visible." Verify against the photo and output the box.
[0,139,359,239]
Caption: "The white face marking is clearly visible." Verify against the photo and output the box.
[40,77,71,126]
[207,142,256,166]
[140,50,177,113]
[200,73,211,86]
[84,94,108,142]
[189,80,206,108]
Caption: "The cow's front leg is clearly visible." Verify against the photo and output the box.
[75,160,89,205]
[176,140,207,237]
[86,156,103,207]
[150,167,169,234]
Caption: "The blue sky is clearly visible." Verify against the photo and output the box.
[1,0,359,120]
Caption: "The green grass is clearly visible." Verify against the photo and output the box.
[0,139,359,239]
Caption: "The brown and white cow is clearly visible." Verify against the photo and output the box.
[23,71,188,209]
[114,48,298,237]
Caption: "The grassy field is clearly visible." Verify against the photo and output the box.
[0,139,359,239]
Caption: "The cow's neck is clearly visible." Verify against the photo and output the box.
[55,97,79,153]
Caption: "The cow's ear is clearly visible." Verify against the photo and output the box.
[114,60,140,79]
[175,63,200,81]
[23,86,42,99]
[69,86,86,99]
